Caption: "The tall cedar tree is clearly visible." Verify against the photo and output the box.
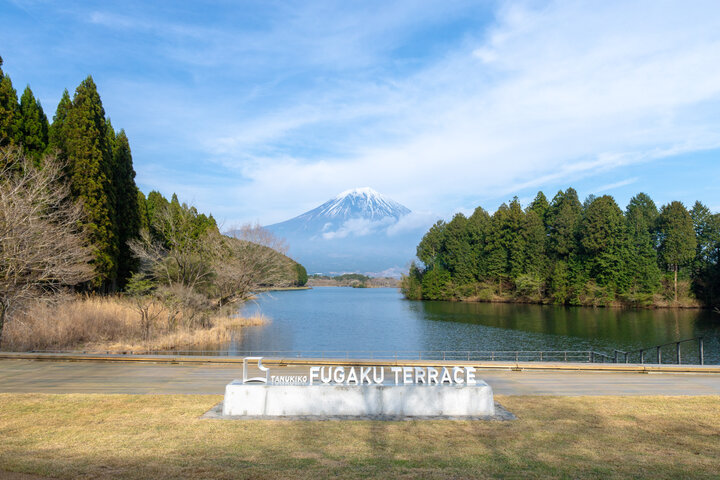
[625,193,661,294]
[547,188,582,259]
[439,213,475,284]
[416,220,446,269]
[409,190,718,306]
[527,191,550,226]
[579,195,628,291]
[112,130,142,286]
[656,202,696,302]
[689,202,720,303]
[0,57,21,147]
[18,86,49,161]
[48,89,72,162]
[64,76,118,289]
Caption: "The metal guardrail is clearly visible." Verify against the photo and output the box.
[16,335,717,365]
[591,336,711,366]
[23,349,595,362]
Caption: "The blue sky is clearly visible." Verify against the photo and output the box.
[2,0,720,229]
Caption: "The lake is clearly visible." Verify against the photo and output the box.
[230,287,720,363]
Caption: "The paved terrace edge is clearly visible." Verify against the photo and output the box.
[1,352,719,374]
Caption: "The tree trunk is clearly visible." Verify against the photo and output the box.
[674,265,678,303]
[0,302,6,347]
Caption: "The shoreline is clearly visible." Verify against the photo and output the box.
[408,294,709,310]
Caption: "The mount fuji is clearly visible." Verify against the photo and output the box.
[265,188,430,276]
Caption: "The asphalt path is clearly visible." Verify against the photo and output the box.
[2,359,720,395]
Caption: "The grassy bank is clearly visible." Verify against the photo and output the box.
[1,296,266,353]
[1,394,719,479]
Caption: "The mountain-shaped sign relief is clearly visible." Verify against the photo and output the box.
[264,188,431,276]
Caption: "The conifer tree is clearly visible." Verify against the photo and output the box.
[18,86,49,161]
[625,193,661,294]
[689,201,720,303]
[658,201,696,301]
[112,130,142,286]
[522,210,546,275]
[579,195,628,291]
[137,190,150,231]
[64,76,118,289]
[527,191,550,226]
[439,213,475,284]
[0,57,21,147]
[48,89,72,159]
[416,220,446,268]
[467,207,490,278]
[547,188,582,259]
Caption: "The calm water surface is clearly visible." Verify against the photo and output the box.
[232,287,720,362]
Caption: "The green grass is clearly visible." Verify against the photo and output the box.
[1,394,719,479]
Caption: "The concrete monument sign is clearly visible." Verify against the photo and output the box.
[223,357,495,417]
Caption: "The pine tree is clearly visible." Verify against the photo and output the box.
[579,195,628,292]
[64,76,118,289]
[625,193,661,294]
[689,201,720,303]
[527,191,550,226]
[18,86,49,161]
[137,190,150,231]
[48,89,72,159]
[112,130,142,287]
[522,210,546,275]
[416,220,446,268]
[658,201,697,302]
[439,213,475,284]
[547,188,582,259]
[0,57,21,147]
[467,207,490,279]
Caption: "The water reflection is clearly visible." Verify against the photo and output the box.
[232,288,720,362]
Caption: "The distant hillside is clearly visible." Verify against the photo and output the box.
[307,274,399,288]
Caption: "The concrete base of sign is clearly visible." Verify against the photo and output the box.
[222,380,495,417]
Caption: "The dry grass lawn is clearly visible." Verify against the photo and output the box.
[0,394,719,479]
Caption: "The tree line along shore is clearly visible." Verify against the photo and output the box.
[403,189,720,309]
[0,56,306,352]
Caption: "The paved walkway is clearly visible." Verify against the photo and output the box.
[2,359,720,395]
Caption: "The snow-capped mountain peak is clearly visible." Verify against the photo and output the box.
[262,188,425,275]
[313,187,410,220]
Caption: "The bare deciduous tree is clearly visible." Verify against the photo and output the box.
[130,209,295,317]
[214,224,295,306]
[0,147,94,344]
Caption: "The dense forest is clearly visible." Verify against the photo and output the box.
[403,189,720,308]
[0,56,305,347]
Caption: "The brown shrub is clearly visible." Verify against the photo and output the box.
[1,295,267,353]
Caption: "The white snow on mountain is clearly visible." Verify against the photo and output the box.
[263,188,434,275]
[294,187,411,223]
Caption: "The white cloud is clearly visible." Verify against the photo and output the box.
[208,0,720,222]
[592,178,639,194]
[321,217,395,240]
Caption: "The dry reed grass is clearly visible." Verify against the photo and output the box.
[1,295,267,353]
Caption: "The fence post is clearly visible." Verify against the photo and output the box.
[540,351,543,362]
[676,342,681,365]
[699,337,704,366]
[640,349,644,364]
[590,351,594,363]
[656,346,661,364]
[614,351,618,363]
[516,351,519,362]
